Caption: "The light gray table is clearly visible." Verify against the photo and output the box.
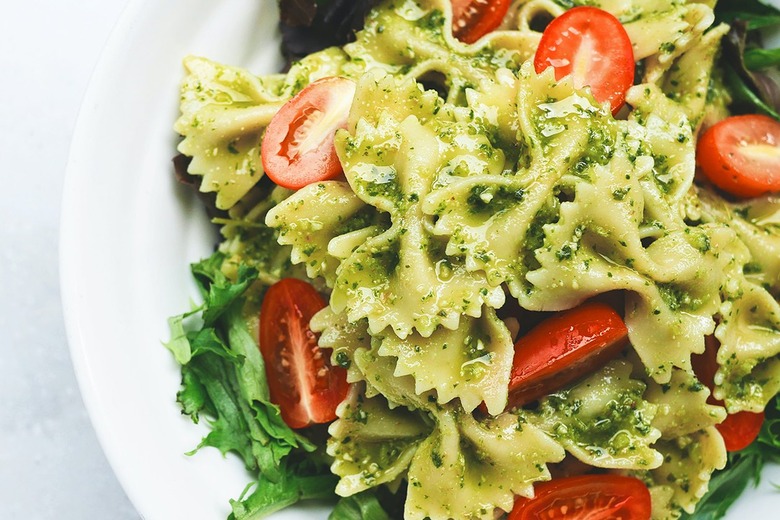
[3,2,780,519]
[0,1,138,518]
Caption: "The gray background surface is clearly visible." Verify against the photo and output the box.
[3,1,780,519]
[0,0,138,517]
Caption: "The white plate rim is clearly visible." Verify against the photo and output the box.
[60,1,780,519]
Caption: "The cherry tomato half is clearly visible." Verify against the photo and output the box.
[716,408,766,452]
[509,475,652,520]
[691,335,764,451]
[261,76,356,190]
[696,114,780,198]
[534,6,634,115]
[259,278,349,429]
[504,302,629,410]
[451,0,511,44]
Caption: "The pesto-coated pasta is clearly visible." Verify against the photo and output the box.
[634,427,727,518]
[526,360,663,470]
[172,0,780,518]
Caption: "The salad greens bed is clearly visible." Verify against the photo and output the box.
[165,0,780,518]
[166,253,401,519]
[718,0,780,119]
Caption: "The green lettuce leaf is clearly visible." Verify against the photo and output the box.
[229,458,338,520]
[711,0,780,120]
[166,250,331,515]
[745,48,780,70]
[192,257,258,326]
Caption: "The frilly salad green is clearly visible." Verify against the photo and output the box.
[167,1,780,519]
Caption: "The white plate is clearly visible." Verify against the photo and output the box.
[60,0,780,519]
[61,0,326,518]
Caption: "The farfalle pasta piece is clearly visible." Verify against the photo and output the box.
[716,283,780,412]
[326,349,430,498]
[685,188,780,412]
[316,302,513,414]
[404,410,564,520]
[265,181,385,286]
[644,367,726,438]
[341,0,533,103]
[331,73,505,338]
[328,385,433,496]
[310,307,373,391]
[334,347,564,520]
[527,360,663,470]
[422,172,529,285]
[377,306,514,414]
[175,49,349,210]
[635,427,727,519]
[175,56,285,209]
[424,64,599,289]
[619,225,744,381]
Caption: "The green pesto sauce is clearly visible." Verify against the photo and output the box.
[461,326,494,380]
[466,184,525,215]
[538,388,654,459]
[223,222,292,279]
[522,197,561,272]
[333,206,390,236]
[414,8,445,34]
[651,154,676,194]
[355,166,405,205]
[657,282,703,312]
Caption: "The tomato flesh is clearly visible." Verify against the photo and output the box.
[696,114,780,198]
[451,0,511,44]
[717,408,766,452]
[691,335,764,451]
[262,77,356,190]
[509,475,652,520]
[505,302,629,410]
[259,278,349,429]
[534,6,634,115]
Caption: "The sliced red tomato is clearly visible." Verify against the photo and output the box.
[261,76,356,190]
[259,278,349,429]
[696,114,780,198]
[509,475,652,520]
[505,302,628,410]
[716,408,766,452]
[691,335,764,451]
[533,6,634,115]
[451,0,511,44]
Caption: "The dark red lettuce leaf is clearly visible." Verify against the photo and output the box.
[279,0,317,27]
[278,0,380,64]
[722,20,780,119]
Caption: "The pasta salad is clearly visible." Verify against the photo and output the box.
[166,1,780,518]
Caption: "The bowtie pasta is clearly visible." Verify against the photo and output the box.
[171,0,780,518]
